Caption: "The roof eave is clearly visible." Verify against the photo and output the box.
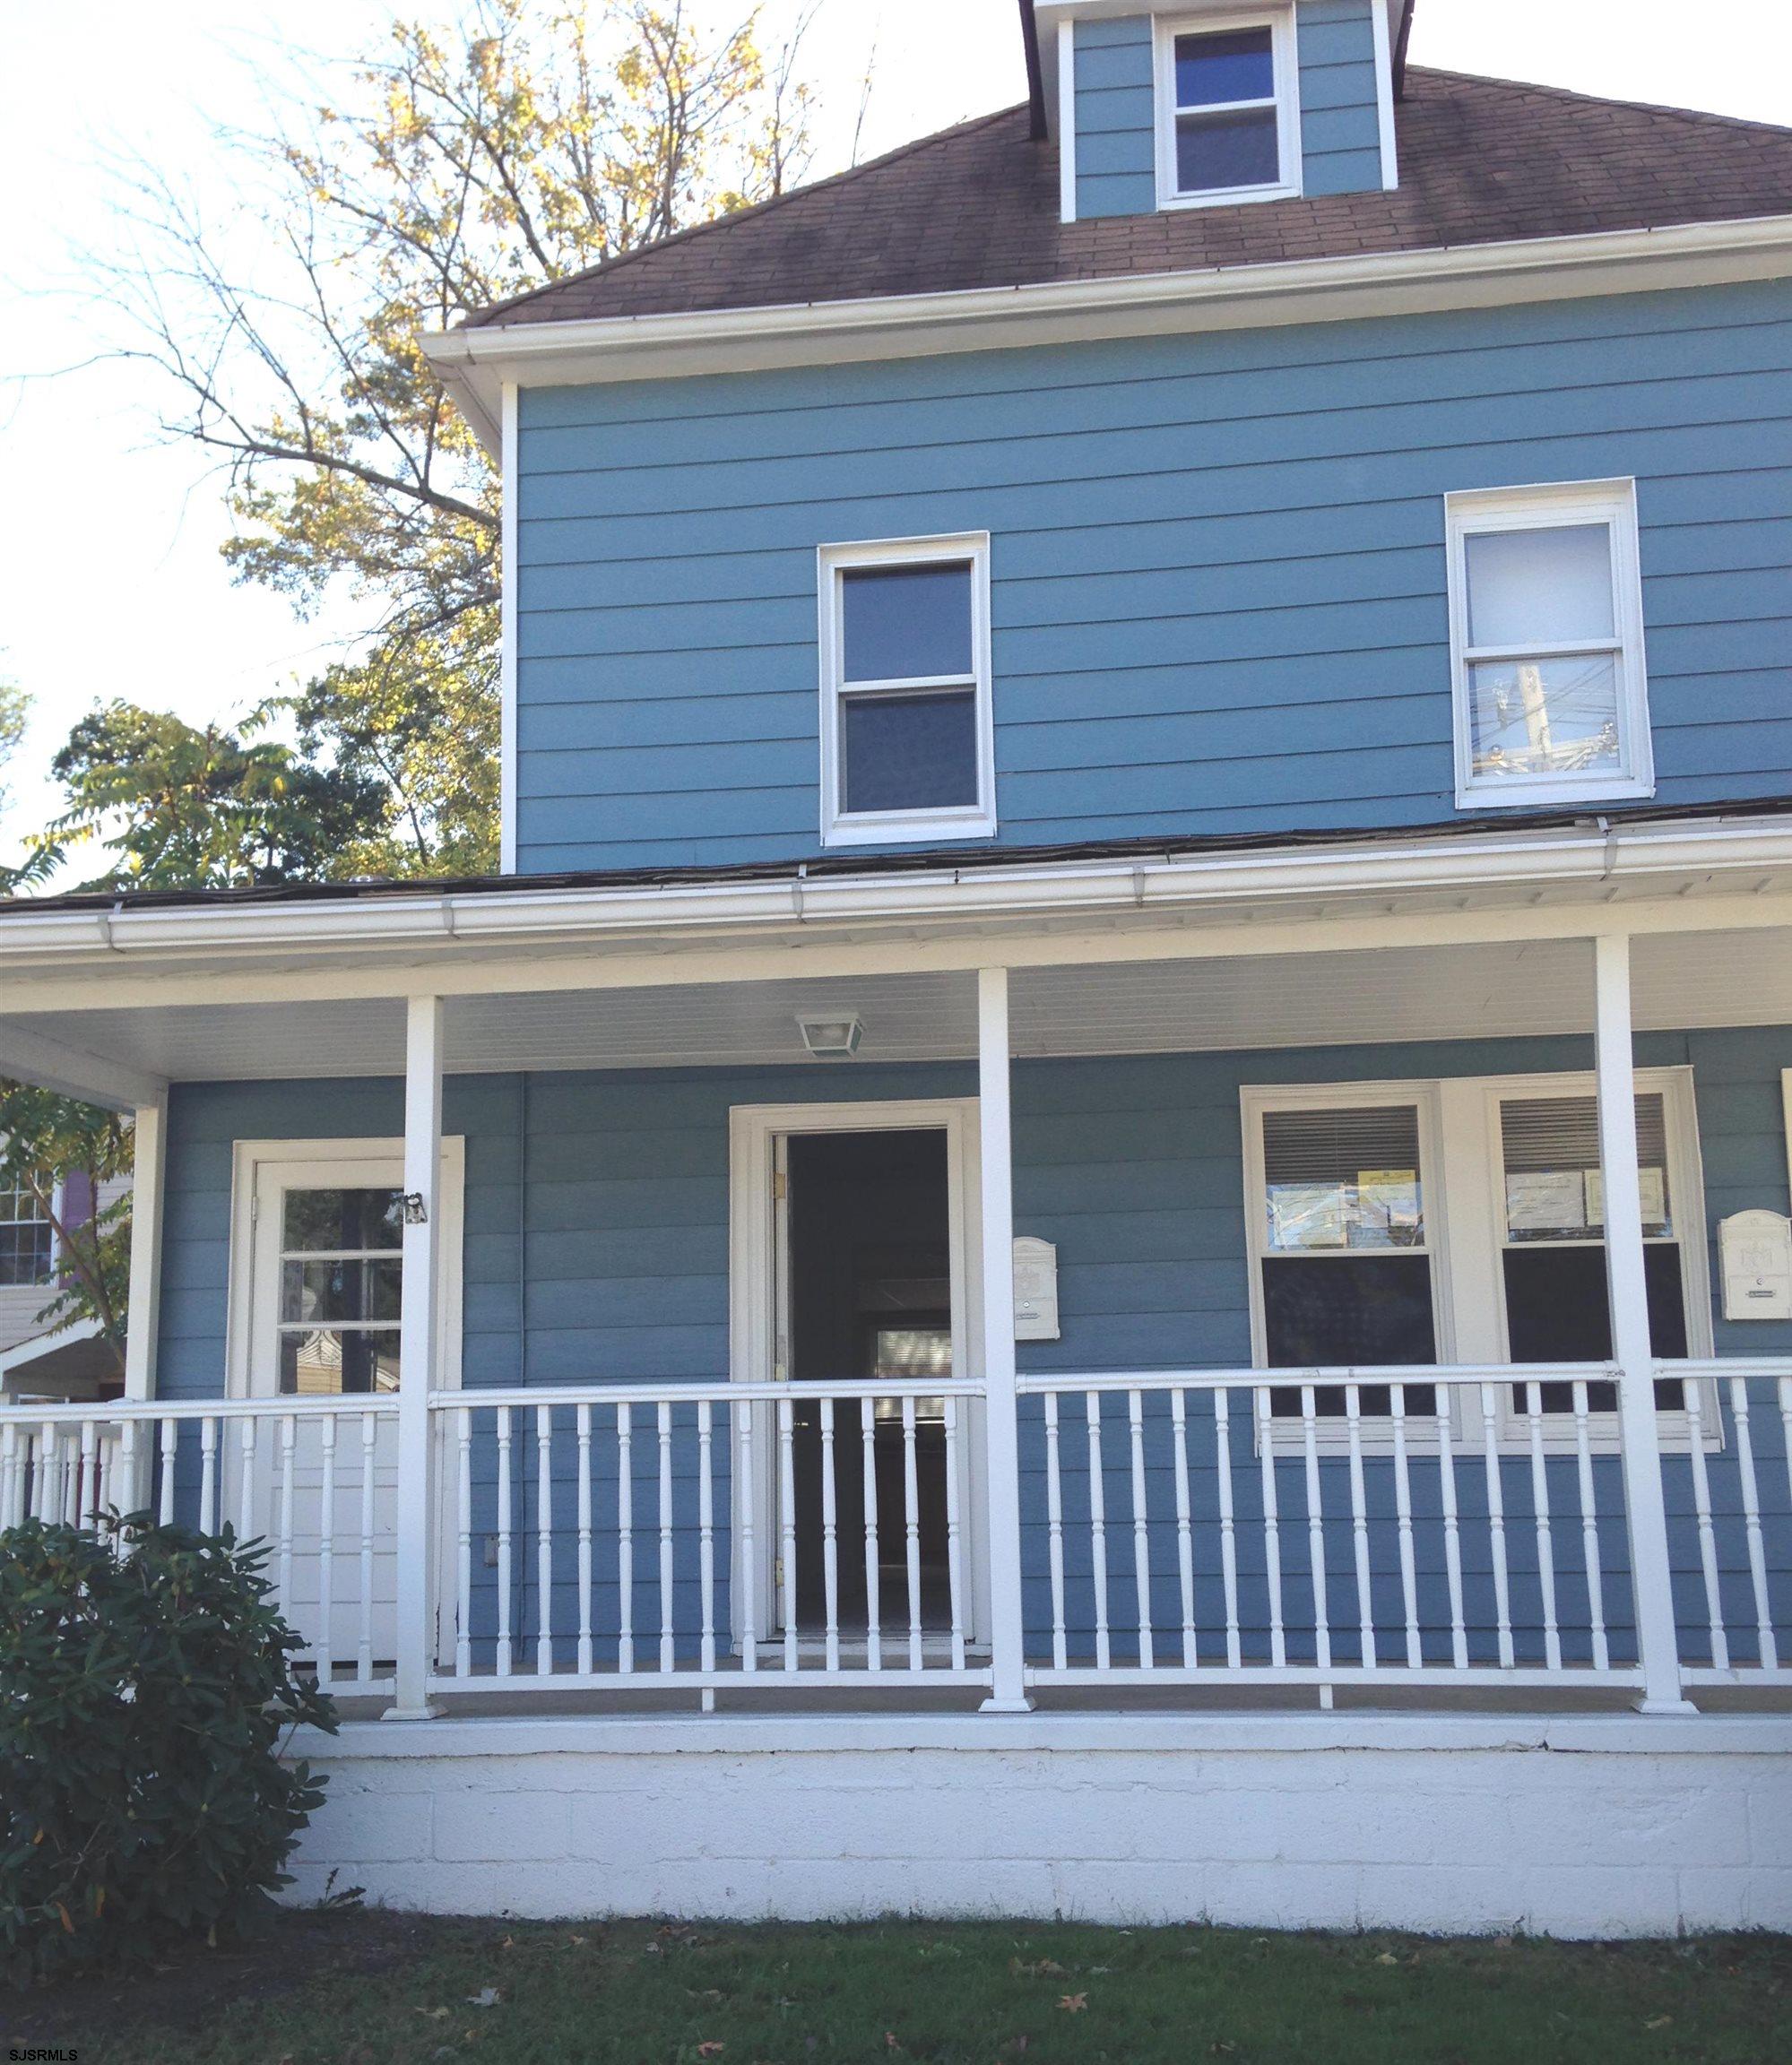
[422,211,1792,458]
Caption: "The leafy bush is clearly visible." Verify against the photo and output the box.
[0,1512,337,1983]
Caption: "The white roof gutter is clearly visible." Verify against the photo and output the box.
[3,815,1789,973]
[422,214,1792,454]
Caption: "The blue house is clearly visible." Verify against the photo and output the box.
[4,1,1791,1934]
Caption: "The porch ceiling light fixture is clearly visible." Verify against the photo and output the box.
[797,1011,864,1058]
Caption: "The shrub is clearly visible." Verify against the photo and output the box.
[0,1512,337,1983]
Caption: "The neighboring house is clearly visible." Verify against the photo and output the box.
[0,1154,126,1400]
[3,1,1791,1935]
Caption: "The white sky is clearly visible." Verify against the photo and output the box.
[2,0,1788,868]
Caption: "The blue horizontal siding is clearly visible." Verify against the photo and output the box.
[514,280,1792,875]
[1297,0,1383,196]
[1073,14,1156,221]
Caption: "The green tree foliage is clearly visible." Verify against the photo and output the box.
[0,1515,335,1983]
[109,1,822,879]
[35,701,388,892]
[0,1084,135,1376]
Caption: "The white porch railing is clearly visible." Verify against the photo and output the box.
[1017,1366,1642,1695]
[1665,1358,1792,1686]
[0,1395,400,1698]
[430,1378,988,1699]
[4,1355,1788,1713]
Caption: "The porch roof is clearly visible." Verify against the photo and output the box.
[1,808,1788,1107]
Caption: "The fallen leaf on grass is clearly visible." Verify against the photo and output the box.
[1645,2017,1673,2031]
[1010,1957,1066,1977]
[466,1988,502,2007]
[1375,1953,1400,1966]
[697,2045,725,2059]
[417,2006,452,2020]
[567,1934,588,1947]
[1058,1993,1088,2013]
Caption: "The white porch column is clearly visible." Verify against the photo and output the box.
[121,1099,166,1404]
[1592,934,1693,1715]
[976,966,1033,1711]
[385,996,445,1721]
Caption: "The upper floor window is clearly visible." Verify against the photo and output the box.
[1155,11,1300,210]
[0,1177,53,1287]
[1446,480,1653,809]
[818,534,996,849]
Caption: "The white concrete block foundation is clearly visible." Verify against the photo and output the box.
[284,1712,1792,1939]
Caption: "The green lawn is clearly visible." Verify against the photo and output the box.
[4,1911,1788,2064]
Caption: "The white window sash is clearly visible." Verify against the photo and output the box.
[817,532,996,850]
[1240,1069,1718,1455]
[1446,479,1654,809]
[1154,8,1302,211]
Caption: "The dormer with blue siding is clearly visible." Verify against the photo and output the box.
[1053,1,1395,221]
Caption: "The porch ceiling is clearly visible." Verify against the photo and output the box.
[2,927,1782,1086]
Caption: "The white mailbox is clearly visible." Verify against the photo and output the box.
[1718,1210,1792,1321]
[1013,1236,1060,1341]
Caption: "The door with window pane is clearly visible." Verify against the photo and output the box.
[1255,1100,1440,1416]
[1496,1092,1690,1411]
[241,1154,410,1673]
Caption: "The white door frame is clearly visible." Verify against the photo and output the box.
[224,1136,465,1666]
[225,1136,465,1399]
[727,1098,987,1650]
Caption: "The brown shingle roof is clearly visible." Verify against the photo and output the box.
[465,67,1792,333]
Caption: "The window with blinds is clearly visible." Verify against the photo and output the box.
[1258,1102,1437,1411]
[1497,1090,1686,1409]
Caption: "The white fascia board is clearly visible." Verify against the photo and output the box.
[422,214,1792,455]
[2,816,1790,982]
[0,1317,103,1381]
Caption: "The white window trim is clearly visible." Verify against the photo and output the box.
[1781,1068,1792,1205]
[224,1136,465,1400]
[1153,7,1303,213]
[1445,477,1655,811]
[1242,1080,1453,1456]
[1241,1070,1717,1454]
[0,1156,59,1290]
[817,532,996,850]
[1476,1066,1714,1449]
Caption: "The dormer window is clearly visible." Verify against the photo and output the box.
[1155,10,1301,210]
[818,533,996,848]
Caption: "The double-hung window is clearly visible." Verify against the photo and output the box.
[1495,1087,1690,1413]
[0,1176,53,1287]
[1446,480,1653,808]
[1155,11,1300,209]
[1247,1091,1443,1418]
[1242,1070,1714,1450]
[818,534,995,848]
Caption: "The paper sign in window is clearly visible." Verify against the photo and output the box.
[1583,1166,1666,1229]
[1268,1183,1351,1250]
[1506,1170,1588,1235]
[1355,1170,1419,1246]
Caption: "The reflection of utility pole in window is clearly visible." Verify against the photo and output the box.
[1517,661,1553,770]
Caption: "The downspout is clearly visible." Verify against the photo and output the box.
[1017,0,1048,139]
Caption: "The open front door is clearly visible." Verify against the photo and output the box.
[730,1099,985,1657]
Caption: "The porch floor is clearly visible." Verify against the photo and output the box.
[316,1681,1792,1723]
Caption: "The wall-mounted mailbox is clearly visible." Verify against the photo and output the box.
[1013,1236,1060,1341]
[1718,1210,1792,1321]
